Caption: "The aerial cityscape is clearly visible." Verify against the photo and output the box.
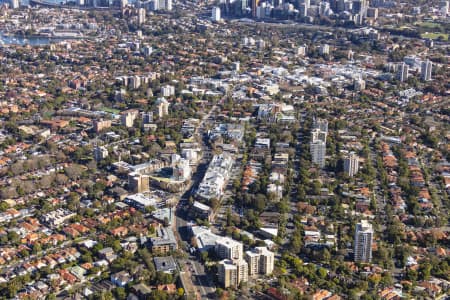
[0,0,449,299]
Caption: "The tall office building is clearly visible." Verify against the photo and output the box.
[299,3,308,16]
[440,0,449,15]
[336,0,346,12]
[354,220,373,263]
[352,0,368,16]
[252,0,259,18]
[240,0,249,15]
[212,6,221,21]
[138,8,146,25]
[218,259,248,288]
[216,237,243,261]
[420,59,432,81]
[245,247,275,276]
[343,152,359,177]
[9,0,19,9]
[165,0,172,11]
[396,63,409,82]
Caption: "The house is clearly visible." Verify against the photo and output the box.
[111,271,132,287]
[110,226,128,237]
[132,283,152,298]
[98,247,116,262]
[70,266,87,280]
[157,283,177,294]
[59,269,77,285]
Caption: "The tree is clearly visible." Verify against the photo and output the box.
[114,287,127,300]
[64,164,85,180]
[32,243,42,255]
[7,231,20,244]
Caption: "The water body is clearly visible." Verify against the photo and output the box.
[0,32,71,45]
[0,0,68,5]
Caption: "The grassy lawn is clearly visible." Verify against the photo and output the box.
[421,32,449,41]
[101,107,121,114]
[419,22,441,29]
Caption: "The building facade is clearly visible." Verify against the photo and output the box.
[354,220,373,263]
[343,152,359,177]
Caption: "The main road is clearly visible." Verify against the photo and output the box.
[173,103,219,299]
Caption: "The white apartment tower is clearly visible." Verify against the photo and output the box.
[397,63,409,82]
[156,97,169,118]
[138,8,146,25]
[354,78,366,91]
[215,237,243,261]
[319,44,330,55]
[161,85,175,97]
[218,259,248,288]
[310,124,327,168]
[121,110,138,127]
[245,247,275,276]
[344,152,359,177]
[212,6,221,22]
[165,0,172,10]
[157,0,172,10]
[440,0,449,15]
[420,59,432,81]
[354,220,373,263]
[10,0,20,9]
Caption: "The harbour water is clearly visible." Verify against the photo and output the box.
[0,34,61,45]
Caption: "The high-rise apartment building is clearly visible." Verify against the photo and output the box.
[212,6,221,21]
[138,8,146,25]
[310,119,328,168]
[440,0,449,15]
[343,152,359,177]
[245,247,274,276]
[161,85,175,97]
[10,0,20,9]
[397,63,409,82]
[216,237,243,261]
[120,109,139,128]
[94,146,109,162]
[354,220,373,263]
[156,97,169,118]
[319,44,330,55]
[128,173,150,193]
[310,139,326,168]
[218,259,248,288]
[313,117,328,133]
[420,59,432,81]
[252,0,260,18]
